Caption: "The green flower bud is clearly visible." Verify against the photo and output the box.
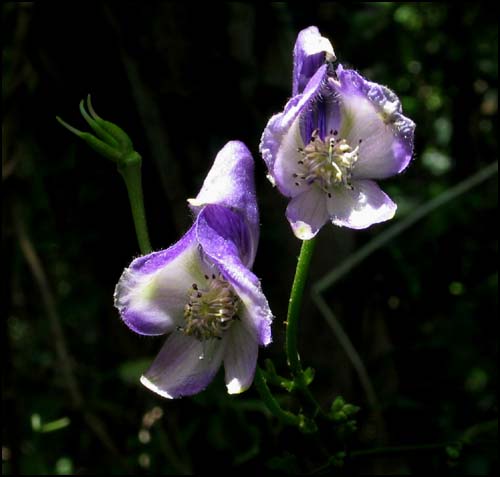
[57,95,140,168]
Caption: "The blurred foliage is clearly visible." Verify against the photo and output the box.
[2,2,497,475]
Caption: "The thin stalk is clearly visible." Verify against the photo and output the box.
[118,159,152,254]
[286,238,316,375]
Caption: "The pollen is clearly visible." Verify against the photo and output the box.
[295,129,359,193]
[181,274,240,341]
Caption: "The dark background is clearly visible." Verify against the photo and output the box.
[2,2,497,475]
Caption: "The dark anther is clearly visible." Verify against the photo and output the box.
[333,130,338,136]
[192,283,198,290]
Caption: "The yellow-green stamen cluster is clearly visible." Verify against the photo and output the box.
[182,274,239,341]
[295,129,359,194]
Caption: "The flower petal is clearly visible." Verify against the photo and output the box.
[223,323,258,394]
[299,89,341,146]
[293,26,335,96]
[286,187,329,239]
[326,180,396,229]
[271,95,341,199]
[196,206,273,346]
[140,332,225,398]
[188,141,259,266]
[114,225,205,336]
[272,114,311,197]
[260,64,328,181]
[196,204,254,269]
[333,66,415,179]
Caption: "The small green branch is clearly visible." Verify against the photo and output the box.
[351,442,448,458]
[350,419,498,460]
[254,367,317,433]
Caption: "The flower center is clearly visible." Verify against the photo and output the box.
[295,129,359,193]
[181,274,239,341]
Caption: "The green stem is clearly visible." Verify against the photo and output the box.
[254,367,302,427]
[351,443,448,458]
[118,156,152,254]
[350,419,498,459]
[254,367,317,432]
[286,238,316,375]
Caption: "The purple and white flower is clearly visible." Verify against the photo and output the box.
[114,141,273,398]
[260,26,415,240]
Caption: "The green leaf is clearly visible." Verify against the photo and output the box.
[302,367,315,386]
[40,417,71,433]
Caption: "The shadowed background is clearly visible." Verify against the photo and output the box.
[2,2,497,475]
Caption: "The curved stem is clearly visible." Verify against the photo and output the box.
[351,442,448,458]
[253,367,302,427]
[286,238,316,375]
[350,419,498,459]
[118,159,152,254]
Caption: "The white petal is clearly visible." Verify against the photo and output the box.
[273,115,311,197]
[340,94,399,178]
[326,180,396,229]
[333,69,414,180]
[223,324,258,395]
[141,333,225,398]
[114,226,205,335]
[286,187,329,239]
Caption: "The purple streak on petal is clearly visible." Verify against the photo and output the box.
[299,84,340,143]
[326,179,396,229]
[285,187,329,239]
[140,332,225,399]
[223,323,258,394]
[114,224,202,336]
[196,204,253,268]
[189,141,259,266]
[196,206,273,346]
[260,64,328,183]
[333,66,415,179]
[293,26,336,96]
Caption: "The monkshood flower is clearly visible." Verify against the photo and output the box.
[114,142,273,398]
[260,26,415,239]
